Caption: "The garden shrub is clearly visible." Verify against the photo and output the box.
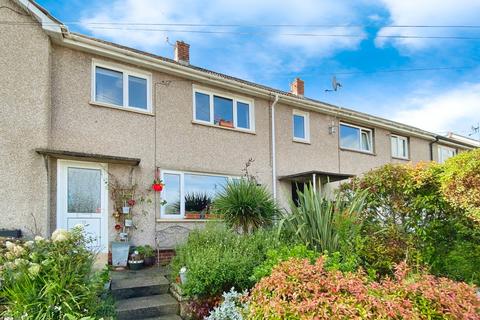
[279,185,366,258]
[250,244,318,282]
[212,179,279,233]
[247,258,480,320]
[206,288,248,320]
[0,227,112,319]
[440,148,480,222]
[171,224,281,298]
[341,161,480,284]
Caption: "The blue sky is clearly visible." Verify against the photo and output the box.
[38,0,480,136]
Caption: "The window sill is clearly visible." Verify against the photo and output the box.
[293,138,310,145]
[156,218,222,223]
[340,147,376,156]
[392,156,410,161]
[192,120,256,135]
[90,101,155,116]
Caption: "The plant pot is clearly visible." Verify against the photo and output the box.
[119,232,128,241]
[219,120,234,128]
[124,219,133,227]
[205,214,224,220]
[144,256,156,267]
[122,207,130,214]
[128,260,144,270]
[185,212,201,219]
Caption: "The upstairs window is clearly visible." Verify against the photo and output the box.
[391,134,409,159]
[292,110,310,143]
[92,61,151,112]
[340,123,373,153]
[193,87,254,131]
[438,146,456,163]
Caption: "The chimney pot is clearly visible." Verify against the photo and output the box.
[174,40,190,65]
[290,77,304,96]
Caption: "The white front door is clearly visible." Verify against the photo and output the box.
[57,160,108,252]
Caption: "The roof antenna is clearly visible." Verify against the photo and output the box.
[325,75,342,92]
[165,36,175,47]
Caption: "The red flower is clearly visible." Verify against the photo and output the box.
[114,224,122,231]
[127,199,136,206]
[152,183,163,192]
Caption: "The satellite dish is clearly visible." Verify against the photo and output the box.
[325,76,342,92]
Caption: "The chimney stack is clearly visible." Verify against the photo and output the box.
[290,77,304,96]
[174,41,190,65]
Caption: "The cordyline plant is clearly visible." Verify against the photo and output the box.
[247,258,480,320]
[278,185,367,253]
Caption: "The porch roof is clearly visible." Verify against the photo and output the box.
[35,149,141,166]
[279,170,354,183]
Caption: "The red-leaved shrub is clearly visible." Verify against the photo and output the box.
[247,258,480,319]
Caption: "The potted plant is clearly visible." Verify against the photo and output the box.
[219,119,234,128]
[152,177,164,192]
[184,193,211,219]
[128,250,144,270]
[137,245,156,266]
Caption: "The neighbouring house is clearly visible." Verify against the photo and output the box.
[1,0,478,258]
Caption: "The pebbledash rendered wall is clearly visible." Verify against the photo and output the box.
[0,0,51,237]
[0,0,471,246]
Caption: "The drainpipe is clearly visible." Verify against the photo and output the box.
[429,137,439,161]
[271,94,279,199]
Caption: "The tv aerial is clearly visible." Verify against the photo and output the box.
[325,75,342,92]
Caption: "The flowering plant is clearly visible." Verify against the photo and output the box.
[0,226,110,319]
[152,177,164,192]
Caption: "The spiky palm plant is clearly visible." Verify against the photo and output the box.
[279,185,366,253]
[213,179,279,233]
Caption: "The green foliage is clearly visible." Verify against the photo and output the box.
[171,224,281,298]
[279,185,366,254]
[213,179,279,233]
[250,244,318,282]
[185,193,212,212]
[440,148,480,221]
[341,160,480,285]
[0,227,112,319]
[136,244,155,258]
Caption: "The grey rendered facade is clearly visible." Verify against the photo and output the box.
[1,0,477,249]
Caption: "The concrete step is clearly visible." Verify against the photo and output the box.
[112,274,170,299]
[141,316,183,320]
[116,294,179,320]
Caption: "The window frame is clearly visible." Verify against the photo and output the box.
[192,85,255,132]
[159,169,238,219]
[390,134,409,160]
[292,109,310,143]
[438,145,457,163]
[339,122,374,153]
[91,59,152,113]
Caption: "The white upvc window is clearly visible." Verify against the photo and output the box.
[292,109,310,143]
[91,60,152,112]
[339,122,373,153]
[391,134,409,159]
[438,145,456,163]
[192,86,255,132]
[160,170,238,219]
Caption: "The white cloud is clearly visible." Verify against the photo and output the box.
[376,0,480,51]
[392,82,480,133]
[80,0,366,65]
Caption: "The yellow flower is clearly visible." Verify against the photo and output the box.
[28,263,41,276]
[51,229,69,242]
[34,236,44,242]
[5,241,15,251]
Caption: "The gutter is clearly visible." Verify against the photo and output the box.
[59,33,439,141]
[271,94,279,199]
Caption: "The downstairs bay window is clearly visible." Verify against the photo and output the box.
[160,170,236,219]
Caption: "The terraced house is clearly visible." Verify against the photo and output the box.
[1,0,478,254]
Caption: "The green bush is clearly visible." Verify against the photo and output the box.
[212,179,279,233]
[250,244,318,282]
[341,161,480,284]
[0,227,112,319]
[171,224,281,298]
[279,185,366,254]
